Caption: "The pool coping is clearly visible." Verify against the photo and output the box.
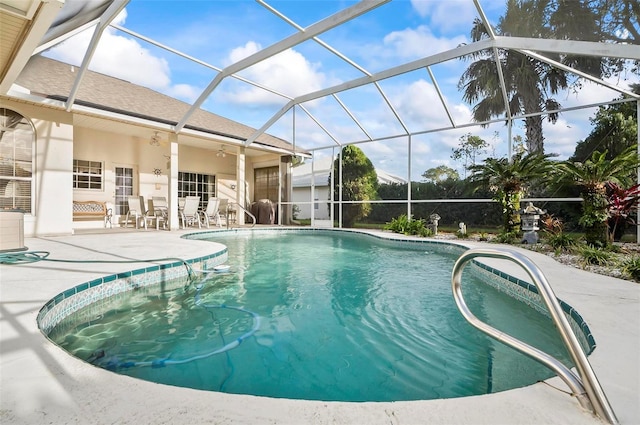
[1,227,638,425]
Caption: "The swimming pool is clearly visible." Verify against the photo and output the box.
[41,229,593,402]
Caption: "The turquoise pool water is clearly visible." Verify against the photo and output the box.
[48,231,574,402]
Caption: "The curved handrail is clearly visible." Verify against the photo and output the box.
[452,247,617,424]
[226,202,256,229]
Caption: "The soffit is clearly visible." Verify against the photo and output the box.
[0,0,63,93]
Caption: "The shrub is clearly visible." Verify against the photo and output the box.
[495,230,520,244]
[418,225,434,238]
[578,245,615,267]
[385,214,410,234]
[620,256,640,282]
[545,233,576,253]
[542,215,575,252]
[384,214,432,237]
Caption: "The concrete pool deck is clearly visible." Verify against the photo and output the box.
[1,228,638,425]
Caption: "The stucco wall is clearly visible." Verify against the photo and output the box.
[292,185,330,220]
[1,99,75,237]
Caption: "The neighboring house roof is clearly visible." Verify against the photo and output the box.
[376,169,407,185]
[12,55,296,152]
[292,156,406,188]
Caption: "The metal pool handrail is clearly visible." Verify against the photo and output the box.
[226,202,256,229]
[451,247,617,424]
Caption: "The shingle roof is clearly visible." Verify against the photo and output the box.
[15,55,296,152]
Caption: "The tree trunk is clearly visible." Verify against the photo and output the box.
[523,86,545,154]
[525,115,544,154]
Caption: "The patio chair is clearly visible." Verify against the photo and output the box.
[201,197,221,228]
[125,195,152,229]
[104,202,114,229]
[218,198,236,225]
[149,196,168,230]
[180,195,201,228]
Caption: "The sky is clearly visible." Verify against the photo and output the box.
[42,0,638,181]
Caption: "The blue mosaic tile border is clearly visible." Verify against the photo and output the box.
[470,260,595,354]
[37,249,227,335]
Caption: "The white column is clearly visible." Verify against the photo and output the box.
[237,146,246,225]
[311,157,315,224]
[330,147,335,226]
[407,135,412,219]
[168,135,179,230]
[338,147,343,228]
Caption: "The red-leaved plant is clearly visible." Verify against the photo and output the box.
[606,183,640,242]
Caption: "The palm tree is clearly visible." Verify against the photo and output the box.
[554,146,640,247]
[458,0,601,153]
[468,152,555,235]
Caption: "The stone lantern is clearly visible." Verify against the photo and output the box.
[428,213,441,235]
[519,202,545,244]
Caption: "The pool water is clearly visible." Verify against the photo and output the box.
[48,231,575,401]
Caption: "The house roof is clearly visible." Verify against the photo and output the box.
[12,55,299,153]
[292,156,406,188]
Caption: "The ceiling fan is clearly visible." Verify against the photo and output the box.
[149,131,162,146]
[217,145,226,158]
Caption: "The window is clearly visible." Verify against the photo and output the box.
[114,167,134,215]
[254,166,279,202]
[178,171,215,209]
[73,159,103,190]
[0,109,33,213]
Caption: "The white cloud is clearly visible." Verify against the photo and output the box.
[361,79,476,137]
[383,25,467,61]
[167,83,201,102]
[396,81,473,141]
[226,41,261,64]
[92,34,172,87]
[264,52,326,97]
[219,41,329,106]
[410,0,480,34]
[562,80,626,108]
[43,8,201,103]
